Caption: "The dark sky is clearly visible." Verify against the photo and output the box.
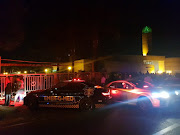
[0,0,180,62]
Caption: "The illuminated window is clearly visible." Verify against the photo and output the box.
[143,60,152,65]
[166,70,172,74]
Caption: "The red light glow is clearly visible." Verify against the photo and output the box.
[111,90,118,94]
[94,85,102,88]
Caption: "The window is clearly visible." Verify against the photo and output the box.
[116,83,124,88]
[143,60,152,65]
[109,83,116,88]
[125,84,133,89]
[116,82,133,89]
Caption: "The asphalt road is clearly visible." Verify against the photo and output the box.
[0,104,180,135]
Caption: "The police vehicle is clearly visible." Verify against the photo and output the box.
[106,80,177,111]
[24,79,109,110]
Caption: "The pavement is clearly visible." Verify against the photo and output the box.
[0,102,180,135]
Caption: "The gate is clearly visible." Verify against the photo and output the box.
[0,74,54,98]
[24,74,54,92]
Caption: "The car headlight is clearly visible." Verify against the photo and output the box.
[152,91,169,98]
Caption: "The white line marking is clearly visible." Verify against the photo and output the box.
[1,121,31,129]
[153,123,180,135]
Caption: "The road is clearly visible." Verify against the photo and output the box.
[0,104,180,135]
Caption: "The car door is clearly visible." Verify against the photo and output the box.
[115,82,130,101]
[57,82,84,103]
[122,83,136,104]
[109,82,126,101]
[40,88,59,105]
[123,82,144,105]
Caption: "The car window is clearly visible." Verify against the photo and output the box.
[116,83,124,88]
[60,83,86,91]
[54,82,68,88]
[62,83,74,90]
[130,81,153,88]
[109,83,116,88]
[74,83,86,90]
[116,82,133,89]
[125,83,133,89]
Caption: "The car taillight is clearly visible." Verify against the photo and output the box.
[95,85,102,88]
[102,92,110,96]
[111,90,118,94]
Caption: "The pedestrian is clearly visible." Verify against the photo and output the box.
[101,75,106,86]
[126,74,133,81]
[5,76,12,106]
[14,75,25,106]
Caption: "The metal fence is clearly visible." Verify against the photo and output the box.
[0,72,104,98]
[0,74,54,98]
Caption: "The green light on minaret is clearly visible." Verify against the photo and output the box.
[142,26,152,33]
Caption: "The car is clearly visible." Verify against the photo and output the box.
[153,78,180,109]
[105,80,174,111]
[24,79,109,111]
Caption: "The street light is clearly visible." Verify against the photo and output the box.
[68,66,72,71]
[24,71,27,74]
[3,72,8,75]
[45,69,48,73]
[67,66,72,79]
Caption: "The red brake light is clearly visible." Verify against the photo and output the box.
[111,90,118,94]
[95,85,102,88]
[77,78,80,81]
[73,79,76,81]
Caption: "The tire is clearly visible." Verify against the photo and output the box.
[27,97,38,111]
[137,96,153,113]
[79,98,95,111]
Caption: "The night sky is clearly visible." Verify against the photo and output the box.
[0,0,180,62]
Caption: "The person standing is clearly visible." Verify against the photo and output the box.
[5,76,12,106]
[101,75,106,86]
[14,75,24,106]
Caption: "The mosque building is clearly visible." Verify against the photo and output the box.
[56,26,180,75]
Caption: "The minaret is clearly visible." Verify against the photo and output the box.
[142,26,152,56]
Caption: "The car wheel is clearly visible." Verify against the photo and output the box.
[79,98,95,111]
[137,96,153,113]
[28,97,38,110]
